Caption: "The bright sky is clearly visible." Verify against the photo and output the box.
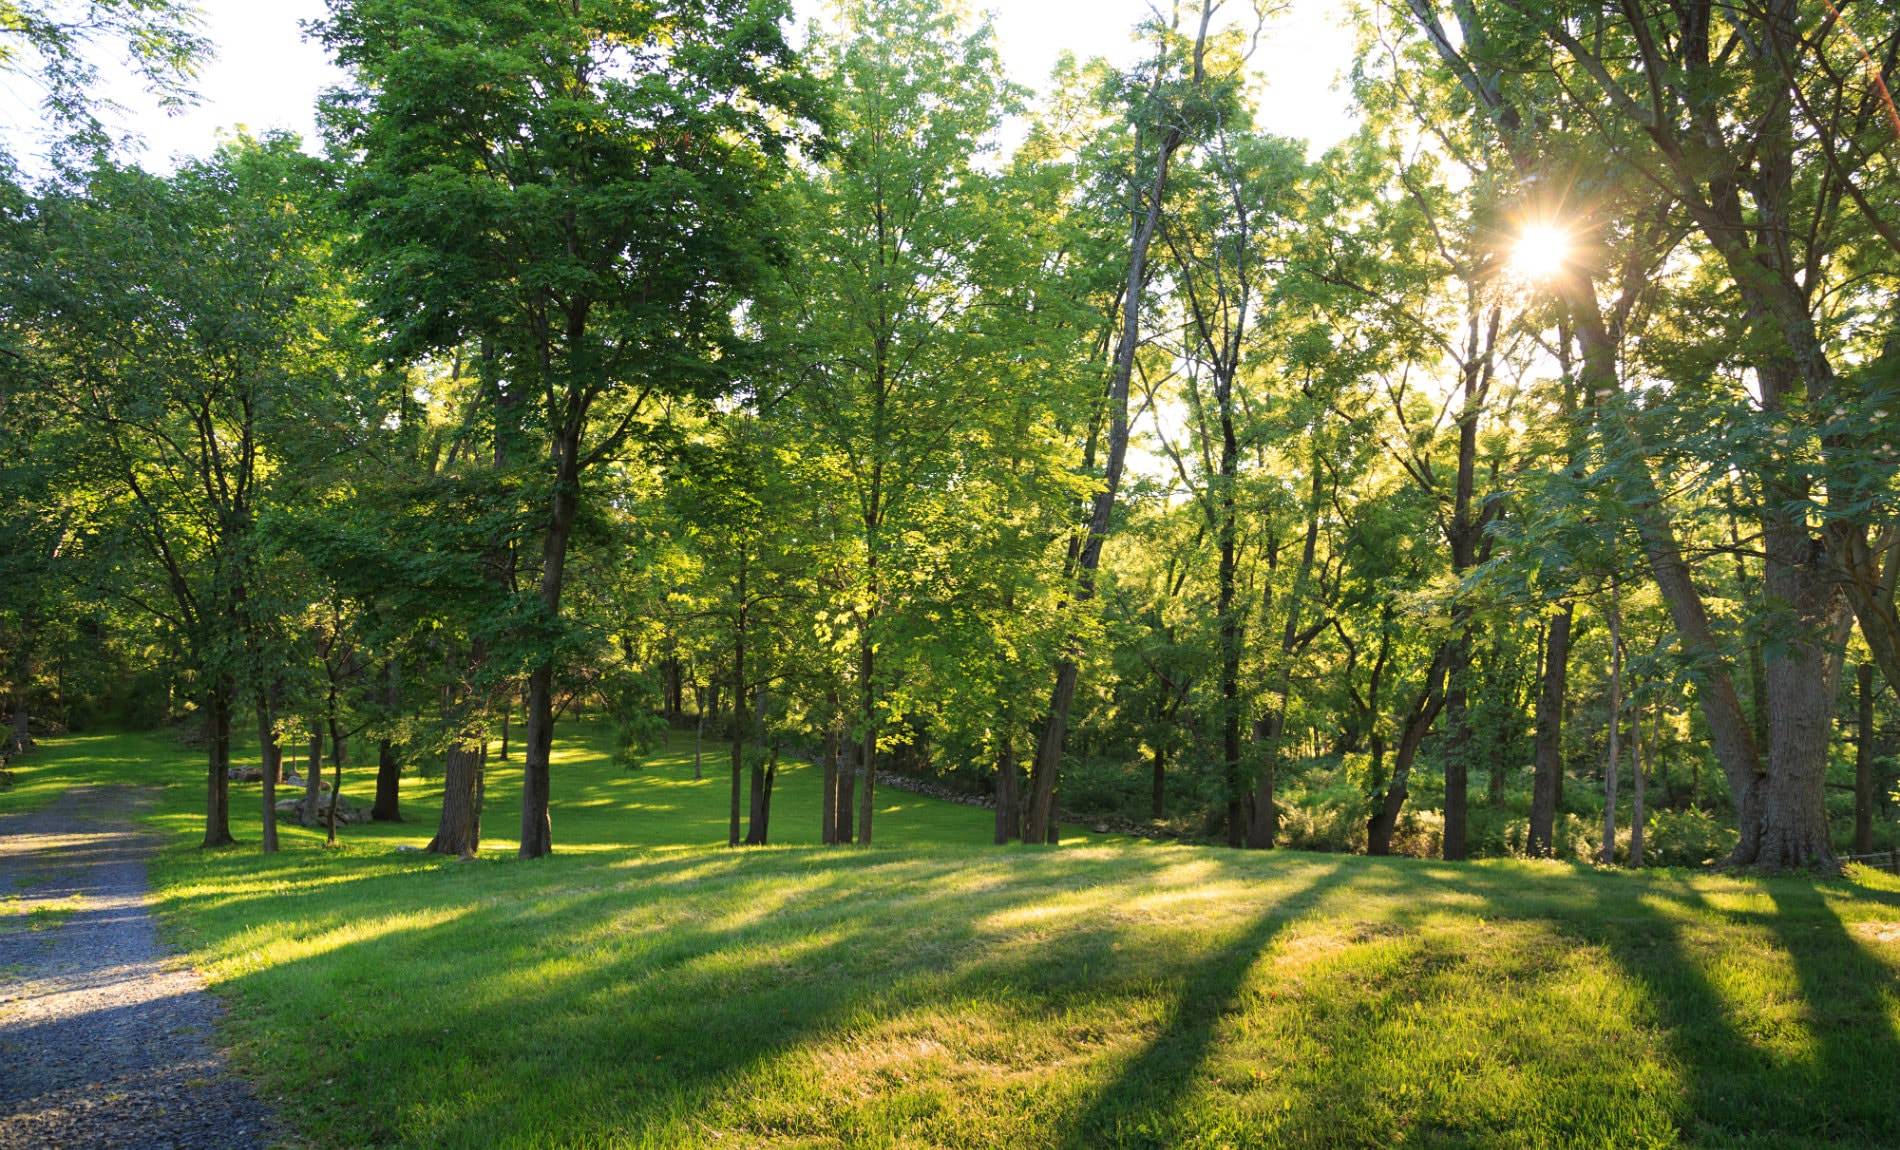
[13,0,1359,172]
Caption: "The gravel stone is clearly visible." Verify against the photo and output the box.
[0,786,283,1149]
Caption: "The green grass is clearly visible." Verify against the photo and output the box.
[8,726,1900,1148]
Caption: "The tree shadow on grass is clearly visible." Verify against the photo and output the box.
[1055,862,1348,1150]
[1758,882,1900,1145]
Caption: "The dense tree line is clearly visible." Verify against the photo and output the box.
[2,0,1896,873]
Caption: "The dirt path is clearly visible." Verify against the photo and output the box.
[0,786,280,1149]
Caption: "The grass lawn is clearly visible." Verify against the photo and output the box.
[7,726,1900,1149]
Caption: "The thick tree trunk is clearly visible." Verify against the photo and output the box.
[427,743,484,859]
[255,700,279,853]
[1857,663,1876,855]
[202,686,235,849]
[1529,606,1572,857]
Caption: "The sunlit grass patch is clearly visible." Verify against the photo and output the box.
[21,725,1900,1149]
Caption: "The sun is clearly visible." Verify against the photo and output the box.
[1508,223,1572,284]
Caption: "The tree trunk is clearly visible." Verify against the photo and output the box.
[1150,746,1165,822]
[1367,650,1450,856]
[835,739,855,844]
[1857,662,1876,855]
[202,685,235,849]
[1025,5,1215,846]
[326,737,343,847]
[372,662,402,822]
[730,586,748,849]
[856,638,875,845]
[1630,707,1647,868]
[1529,606,1572,857]
[256,700,279,853]
[426,743,484,859]
[7,626,32,757]
[519,432,581,860]
[301,727,324,827]
[994,737,1019,845]
[499,704,511,762]
[1599,585,1624,866]
[821,726,839,845]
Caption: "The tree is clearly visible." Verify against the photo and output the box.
[322,0,817,858]
[13,137,359,848]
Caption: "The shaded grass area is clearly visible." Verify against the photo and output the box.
[9,728,1900,1148]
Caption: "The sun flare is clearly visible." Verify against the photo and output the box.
[1509,223,1572,284]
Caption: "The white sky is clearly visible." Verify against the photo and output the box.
[11,0,1360,171]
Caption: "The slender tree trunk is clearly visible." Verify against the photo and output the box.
[1529,606,1573,857]
[836,738,855,844]
[499,702,511,762]
[1858,662,1877,855]
[1630,707,1647,868]
[994,736,1019,845]
[256,700,279,853]
[7,625,33,757]
[519,432,581,860]
[821,725,839,845]
[856,636,875,845]
[1367,651,1451,856]
[372,662,402,822]
[693,684,705,781]
[326,740,342,846]
[746,687,771,847]
[202,685,235,849]
[1025,5,1215,846]
[1600,585,1624,866]
[730,577,748,849]
[301,727,324,826]
[1150,746,1165,822]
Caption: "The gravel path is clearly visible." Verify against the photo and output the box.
[0,786,281,1149]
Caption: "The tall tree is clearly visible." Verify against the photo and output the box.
[322,0,815,857]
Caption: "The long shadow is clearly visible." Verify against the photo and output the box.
[1761,882,1900,1145]
[1057,863,1348,1149]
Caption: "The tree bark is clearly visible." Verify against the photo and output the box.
[994,737,1019,845]
[1529,606,1572,857]
[427,743,484,858]
[1150,746,1165,823]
